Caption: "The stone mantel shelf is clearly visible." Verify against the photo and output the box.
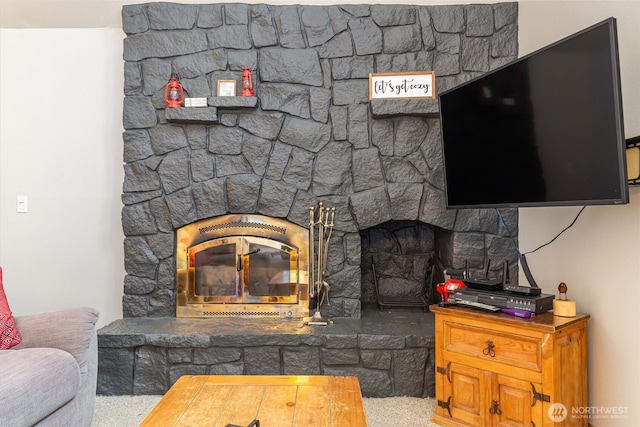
[208,96,258,109]
[370,98,440,118]
[165,96,439,124]
[165,96,258,124]
[165,107,218,124]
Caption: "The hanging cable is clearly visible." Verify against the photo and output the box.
[496,206,587,255]
[496,209,521,255]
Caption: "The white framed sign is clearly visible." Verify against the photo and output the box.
[369,71,436,100]
[217,80,236,97]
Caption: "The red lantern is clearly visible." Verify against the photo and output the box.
[164,73,184,108]
[241,67,255,97]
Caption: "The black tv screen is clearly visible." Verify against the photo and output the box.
[439,18,628,209]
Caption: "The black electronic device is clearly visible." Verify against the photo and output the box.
[503,252,541,295]
[454,288,554,314]
[462,259,505,291]
[503,284,542,296]
[439,18,628,209]
[463,277,503,291]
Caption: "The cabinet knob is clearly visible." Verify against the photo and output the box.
[489,400,502,415]
[483,340,496,357]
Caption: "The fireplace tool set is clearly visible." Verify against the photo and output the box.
[307,202,335,326]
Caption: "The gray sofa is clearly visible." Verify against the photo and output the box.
[0,307,99,427]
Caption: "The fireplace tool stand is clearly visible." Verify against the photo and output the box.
[306,202,335,326]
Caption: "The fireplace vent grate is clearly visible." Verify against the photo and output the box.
[202,311,281,317]
[199,221,287,235]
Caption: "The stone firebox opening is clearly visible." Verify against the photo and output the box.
[360,220,521,310]
[361,221,440,309]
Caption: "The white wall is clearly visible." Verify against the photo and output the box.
[519,1,640,424]
[0,0,506,28]
[1,1,640,423]
[0,28,125,327]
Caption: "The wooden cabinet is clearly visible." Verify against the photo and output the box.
[431,304,589,427]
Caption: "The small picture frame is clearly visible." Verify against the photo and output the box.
[217,80,236,97]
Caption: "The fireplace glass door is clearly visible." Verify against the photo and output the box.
[188,236,299,305]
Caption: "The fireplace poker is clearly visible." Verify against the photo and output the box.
[316,203,325,299]
[321,208,335,275]
[309,206,315,298]
[317,206,331,302]
[307,203,331,325]
[319,207,335,306]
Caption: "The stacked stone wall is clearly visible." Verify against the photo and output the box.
[121,2,520,319]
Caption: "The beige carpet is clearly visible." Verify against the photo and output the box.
[91,395,438,426]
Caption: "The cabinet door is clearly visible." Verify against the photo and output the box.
[492,374,543,427]
[441,361,489,426]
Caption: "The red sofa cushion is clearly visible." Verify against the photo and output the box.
[0,267,22,349]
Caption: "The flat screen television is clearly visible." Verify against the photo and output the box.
[439,18,628,209]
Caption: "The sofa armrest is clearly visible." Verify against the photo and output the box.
[13,307,99,372]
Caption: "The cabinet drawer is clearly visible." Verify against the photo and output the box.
[443,321,542,371]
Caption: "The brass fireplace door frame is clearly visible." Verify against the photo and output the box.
[175,214,310,318]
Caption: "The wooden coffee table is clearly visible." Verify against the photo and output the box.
[140,375,368,427]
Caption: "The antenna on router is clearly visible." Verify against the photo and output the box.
[502,260,509,285]
[483,259,491,278]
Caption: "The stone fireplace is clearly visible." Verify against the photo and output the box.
[98,1,521,397]
[120,1,521,321]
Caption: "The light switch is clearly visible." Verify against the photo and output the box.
[17,195,28,213]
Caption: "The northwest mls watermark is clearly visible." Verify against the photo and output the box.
[548,403,629,422]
